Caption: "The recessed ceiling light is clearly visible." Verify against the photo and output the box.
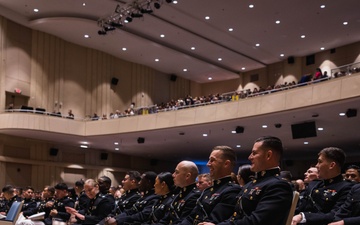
[242,67,246,70]
[173,0,178,4]
[84,34,90,38]
[236,145,241,148]
[115,148,119,151]
[262,125,268,128]
[280,54,285,57]
[155,58,160,62]
[122,47,127,51]
[320,5,325,8]
[80,145,88,149]
[339,112,346,116]
[304,142,309,145]
[82,3,86,6]
[183,68,188,72]
[191,47,195,50]
[228,28,234,32]
[343,21,348,25]
[231,131,236,134]
[205,16,210,20]
[202,134,208,137]
[318,128,324,131]
[320,47,325,50]
[218,58,222,61]
[249,4,254,8]
[160,34,165,38]
[301,35,306,38]
[33,8,39,12]
[275,20,281,24]
[208,77,212,80]
[114,142,119,145]
[255,43,260,47]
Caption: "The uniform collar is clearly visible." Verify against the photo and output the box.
[179,183,197,194]
[212,176,233,187]
[254,167,280,180]
[323,174,343,186]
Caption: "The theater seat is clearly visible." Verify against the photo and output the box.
[0,201,23,225]
[285,191,299,225]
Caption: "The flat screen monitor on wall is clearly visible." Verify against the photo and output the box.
[291,121,317,139]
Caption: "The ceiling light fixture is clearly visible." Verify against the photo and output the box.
[280,54,285,57]
[275,20,281,24]
[82,3,86,6]
[343,22,348,25]
[205,16,210,20]
[202,134,208,137]
[255,43,260,47]
[115,148,119,150]
[339,112,346,116]
[262,125,268,128]
[33,8,39,12]
[249,4,254,8]
[84,34,90,38]
[228,28,234,32]
[208,77,212,80]
[155,58,160,62]
[320,5,325,8]
[320,47,325,50]
[304,142,309,145]
[80,145,88,149]
[236,145,241,148]
[98,0,174,33]
[122,47,127,51]
[183,69,188,72]
[301,35,306,38]
[191,47,195,50]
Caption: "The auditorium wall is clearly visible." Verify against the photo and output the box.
[0,17,191,118]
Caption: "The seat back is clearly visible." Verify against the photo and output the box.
[285,191,299,225]
[0,201,23,225]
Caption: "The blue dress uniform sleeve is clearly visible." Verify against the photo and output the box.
[57,197,75,222]
[22,200,38,217]
[180,178,241,225]
[301,176,353,225]
[83,195,114,224]
[218,180,293,225]
[116,196,159,225]
[333,183,360,225]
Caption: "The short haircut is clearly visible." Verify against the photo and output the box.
[157,172,175,191]
[99,176,112,186]
[84,179,97,187]
[24,186,34,192]
[46,186,55,196]
[127,171,142,182]
[347,165,360,172]
[75,179,84,188]
[212,145,237,168]
[319,147,346,168]
[54,182,68,191]
[180,160,199,180]
[255,136,283,159]
[2,185,14,194]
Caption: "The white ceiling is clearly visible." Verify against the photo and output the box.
[0,0,360,163]
[0,0,359,83]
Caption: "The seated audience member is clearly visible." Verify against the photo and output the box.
[180,146,241,225]
[115,171,141,214]
[15,186,56,225]
[196,173,212,191]
[21,186,37,217]
[344,165,360,183]
[44,183,74,225]
[0,185,22,215]
[313,68,323,80]
[67,110,74,119]
[101,171,160,225]
[66,179,114,225]
[200,136,293,225]
[294,179,305,192]
[236,164,255,187]
[74,179,90,211]
[292,147,353,225]
[153,161,201,225]
[329,183,360,225]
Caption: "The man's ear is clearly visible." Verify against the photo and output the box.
[266,150,273,160]
[329,161,336,169]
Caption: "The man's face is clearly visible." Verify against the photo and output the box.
[42,188,51,199]
[248,141,268,172]
[207,150,226,180]
[315,154,332,179]
[196,177,211,191]
[122,175,134,191]
[23,189,34,199]
[345,168,360,182]
[173,162,188,188]
[304,167,319,183]
[54,189,67,199]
